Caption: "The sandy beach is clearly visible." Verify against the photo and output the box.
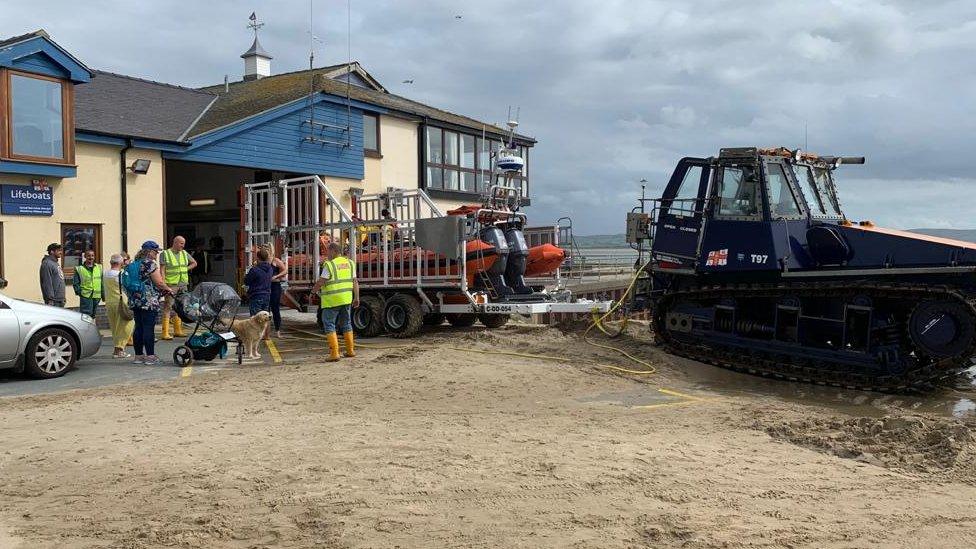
[1,321,974,548]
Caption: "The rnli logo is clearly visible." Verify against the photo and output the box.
[705,249,728,267]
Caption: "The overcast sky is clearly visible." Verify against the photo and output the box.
[5,0,976,234]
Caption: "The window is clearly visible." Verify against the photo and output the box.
[425,126,530,196]
[61,224,101,275]
[792,165,825,215]
[426,127,443,164]
[363,113,379,154]
[765,163,802,218]
[1,70,74,164]
[716,167,761,218]
[813,167,843,216]
[675,166,703,201]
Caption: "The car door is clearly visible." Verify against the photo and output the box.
[0,296,20,365]
[652,157,711,268]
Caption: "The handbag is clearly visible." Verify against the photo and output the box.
[116,276,134,321]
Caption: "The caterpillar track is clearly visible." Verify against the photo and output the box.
[651,282,976,393]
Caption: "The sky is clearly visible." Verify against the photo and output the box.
[4,0,976,234]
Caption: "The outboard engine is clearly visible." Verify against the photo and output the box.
[503,227,533,294]
[478,226,513,297]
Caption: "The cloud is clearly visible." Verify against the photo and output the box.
[3,0,975,234]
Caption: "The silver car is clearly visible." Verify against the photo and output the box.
[0,278,103,379]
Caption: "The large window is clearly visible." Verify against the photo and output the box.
[812,167,843,216]
[716,167,761,218]
[61,224,101,275]
[765,163,802,218]
[791,165,825,215]
[425,126,529,196]
[363,113,379,155]
[1,70,74,164]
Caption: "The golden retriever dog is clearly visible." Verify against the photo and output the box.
[229,311,272,360]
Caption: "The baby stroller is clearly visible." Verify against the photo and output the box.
[172,282,244,365]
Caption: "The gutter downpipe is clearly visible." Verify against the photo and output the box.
[120,139,132,251]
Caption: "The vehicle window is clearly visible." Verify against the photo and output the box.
[668,165,703,216]
[813,168,843,215]
[716,167,760,218]
[765,163,802,218]
[792,165,825,214]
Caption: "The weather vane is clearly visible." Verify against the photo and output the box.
[247,12,265,38]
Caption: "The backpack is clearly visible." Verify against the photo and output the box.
[121,259,146,294]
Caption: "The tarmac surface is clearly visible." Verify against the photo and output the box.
[0,327,285,398]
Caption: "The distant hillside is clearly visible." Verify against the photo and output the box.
[573,234,627,248]
[910,228,976,243]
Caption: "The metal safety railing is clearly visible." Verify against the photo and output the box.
[244,176,356,288]
[245,177,472,293]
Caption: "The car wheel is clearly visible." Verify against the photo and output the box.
[25,328,77,379]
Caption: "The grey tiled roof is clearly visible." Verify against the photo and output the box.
[192,65,535,142]
[0,30,47,48]
[75,71,217,142]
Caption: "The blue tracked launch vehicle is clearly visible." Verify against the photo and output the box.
[627,147,976,391]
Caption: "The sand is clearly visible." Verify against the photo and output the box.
[1,322,975,548]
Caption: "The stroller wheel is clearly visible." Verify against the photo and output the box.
[174,345,194,366]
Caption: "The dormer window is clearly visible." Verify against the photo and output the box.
[1,69,75,164]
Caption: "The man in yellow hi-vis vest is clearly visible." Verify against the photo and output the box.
[159,235,197,340]
[309,242,360,362]
[72,249,103,317]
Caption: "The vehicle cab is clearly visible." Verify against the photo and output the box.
[650,147,850,279]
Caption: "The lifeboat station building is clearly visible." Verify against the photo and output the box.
[0,29,535,307]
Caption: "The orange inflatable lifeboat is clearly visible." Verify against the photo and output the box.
[356,239,498,285]
[524,243,566,277]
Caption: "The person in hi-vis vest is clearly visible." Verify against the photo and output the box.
[309,242,360,362]
[72,249,103,317]
[159,236,197,340]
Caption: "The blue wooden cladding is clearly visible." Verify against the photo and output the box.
[167,96,367,179]
[0,35,92,82]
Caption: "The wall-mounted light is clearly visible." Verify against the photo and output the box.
[128,159,151,174]
[189,198,217,207]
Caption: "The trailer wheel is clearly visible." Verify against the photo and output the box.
[478,314,510,329]
[353,295,385,338]
[445,313,478,328]
[423,313,445,326]
[384,294,424,338]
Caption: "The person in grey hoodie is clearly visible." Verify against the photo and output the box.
[40,243,66,307]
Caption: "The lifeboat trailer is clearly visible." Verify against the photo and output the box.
[242,175,610,338]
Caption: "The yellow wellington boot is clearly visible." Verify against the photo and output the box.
[326,332,341,362]
[160,316,173,340]
[343,331,356,358]
[173,316,187,338]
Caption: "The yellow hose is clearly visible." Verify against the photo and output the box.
[283,263,655,377]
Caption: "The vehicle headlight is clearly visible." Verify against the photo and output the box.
[81,314,96,325]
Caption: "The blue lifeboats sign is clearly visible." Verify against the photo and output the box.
[0,184,54,216]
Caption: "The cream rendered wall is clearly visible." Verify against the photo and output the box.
[0,142,164,306]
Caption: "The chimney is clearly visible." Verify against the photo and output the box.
[241,36,272,81]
